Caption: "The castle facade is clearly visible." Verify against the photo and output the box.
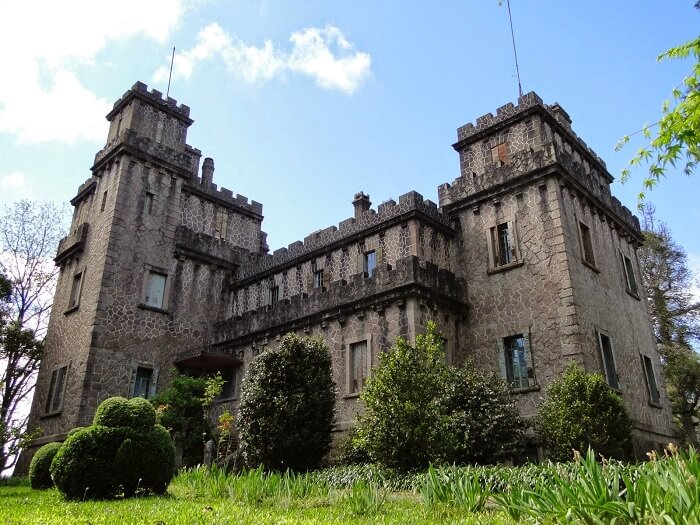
[20,82,676,469]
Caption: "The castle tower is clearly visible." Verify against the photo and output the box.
[20,82,267,470]
[439,92,676,453]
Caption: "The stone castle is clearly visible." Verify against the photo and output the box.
[20,81,676,469]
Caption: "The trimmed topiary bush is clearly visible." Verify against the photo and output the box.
[238,333,336,471]
[29,442,62,489]
[536,362,633,461]
[51,396,175,499]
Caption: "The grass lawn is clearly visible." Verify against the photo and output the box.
[0,482,514,525]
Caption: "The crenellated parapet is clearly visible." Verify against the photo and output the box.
[55,222,89,266]
[174,226,246,270]
[92,128,202,176]
[213,255,466,345]
[238,190,451,280]
[182,178,263,219]
[107,81,192,124]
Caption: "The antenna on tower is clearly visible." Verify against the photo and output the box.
[506,0,523,98]
[166,47,176,98]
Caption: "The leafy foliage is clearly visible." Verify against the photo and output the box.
[639,205,700,445]
[28,442,61,489]
[238,333,336,471]
[0,200,68,473]
[50,396,175,499]
[617,36,700,200]
[354,321,523,471]
[151,374,209,467]
[536,362,632,461]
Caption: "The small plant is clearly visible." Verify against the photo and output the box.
[421,465,490,512]
[343,480,386,517]
[28,442,61,489]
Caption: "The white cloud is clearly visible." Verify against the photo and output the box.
[154,23,371,95]
[0,1,189,144]
[0,172,31,198]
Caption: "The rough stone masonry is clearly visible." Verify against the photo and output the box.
[16,82,676,473]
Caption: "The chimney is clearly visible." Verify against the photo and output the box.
[202,157,215,187]
[352,192,371,219]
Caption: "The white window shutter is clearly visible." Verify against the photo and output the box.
[508,220,518,262]
[497,339,507,380]
[149,367,159,398]
[486,228,496,268]
[523,333,535,386]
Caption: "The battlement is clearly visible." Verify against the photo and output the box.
[106,81,192,123]
[70,178,97,206]
[455,91,608,174]
[214,255,465,344]
[238,190,450,280]
[182,177,264,218]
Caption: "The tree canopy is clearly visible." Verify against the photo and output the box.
[617,35,700,201]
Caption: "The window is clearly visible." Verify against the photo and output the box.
[68,272,83,309]
[349,341,368,393]
[155,117,164,143]
[144,271,167,309]
[145,192,155,215]
[491,142,509,164]
[490,221,518,267]
[100,191,108,212]
[622,254,638,296]
[132,366,154,398]
[45,365,68,414]
[579,222,596,267]
[268,284,279,304]
[642,355,661,405]
[313,269,324,289]
[364,250,376,278]
[499,334,535,389]
[597,331,619,389]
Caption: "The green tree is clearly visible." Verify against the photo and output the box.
[0,200,67,473]
[354,321,523,471]
[238,334,336,471]
[638,205,700,444]
[617,34,700,200]
[354,322,452,471]
[536,362,633,461]
[152,374,209,467]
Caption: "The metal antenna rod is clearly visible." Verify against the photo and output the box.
[166,47,175,98]
[506,0,523,98]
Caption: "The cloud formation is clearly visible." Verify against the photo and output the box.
[0,172,30,198]
[153,23,371,95]
[0,1,188,144]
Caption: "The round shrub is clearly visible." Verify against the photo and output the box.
[536,362,633,461]
[29,442,62,489]
[67,426,85,438]
[93,397,132,427]
[238,333,336,471]
[114,425,175,496]
[51,426,126,499]
[51,397,176,499]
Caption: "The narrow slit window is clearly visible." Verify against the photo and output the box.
[145,192,155,215]
[598,332,619,389]
[642,355,660,405]
[622,254,638,296]
[364,251,376,278]
[45,365,68,414]
[350,341,368,393]
[579,222,596,266]
[69,272,83,309]
[100,191,108,212]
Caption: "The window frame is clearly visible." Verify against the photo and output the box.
[67,270,84,312]
[487,219,522,272]
[596,330,619,390]
[346,337,371,396]
[129,363,159,399]
[578,221,597,269]
[364,250,376,278]
[144,191,156,215]
[621,253,640,298]
[641,354,661,407]
[497,330,537,391]
[313,269,324,289]
[141,267,170,311]
[44,364,69,415]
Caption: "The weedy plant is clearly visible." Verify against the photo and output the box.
[421,465,490,512]
[342,480,387,517]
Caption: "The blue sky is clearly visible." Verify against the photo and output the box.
[0,1,698,285]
